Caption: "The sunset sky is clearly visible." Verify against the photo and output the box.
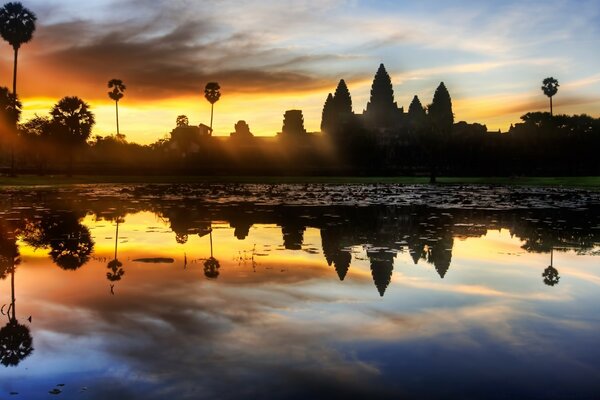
[4,0,600,144]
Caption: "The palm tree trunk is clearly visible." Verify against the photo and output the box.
[12,47,18,97]
[115,101,120,135]
[209,228,213,258]
[10,47,19,177]
[10,269,16,322]
[210,103,214,135]
[550,96,553,116]
[114,221,119,259]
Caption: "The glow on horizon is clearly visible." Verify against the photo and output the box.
[4,0,600,144]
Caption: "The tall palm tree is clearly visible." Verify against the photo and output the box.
[108,79,125,136]
[541,77,559,116]
[204,82,220,135]
[0,2,36,97]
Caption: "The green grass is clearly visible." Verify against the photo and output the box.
[0,175,599,187]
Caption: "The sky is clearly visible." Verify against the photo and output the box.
[3,0,600,144]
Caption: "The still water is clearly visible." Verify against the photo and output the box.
[0,184,599,399]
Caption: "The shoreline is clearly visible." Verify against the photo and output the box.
[0,175,599,188]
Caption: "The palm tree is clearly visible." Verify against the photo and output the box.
[0,2,36,97]
[541,77,559,116]
[108,79,125,136]
[176,114,189,127]
[50,96,95,175]
[204,82,221,135]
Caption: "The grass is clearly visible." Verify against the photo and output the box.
[0,175,599,187]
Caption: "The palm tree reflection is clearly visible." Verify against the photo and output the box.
[203,226,220,279]
[542,247,560,287]
[107,218,125,294]
[0,267,33,367]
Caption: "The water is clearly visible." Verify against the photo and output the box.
[0,184,599,399]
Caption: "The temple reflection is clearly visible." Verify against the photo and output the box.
[0,188,597,297]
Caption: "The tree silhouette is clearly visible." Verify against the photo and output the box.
[542,248,560,286]
[0,86,20,126]
[0,319,32,367]
[21,211,94,271]
[203,227,220,279]
[19,115,54,174]
[542,265,560,286]
[49,96,95,174]
[106,219,125,293]
[204,82,221,135]
[0,2,36,98]
[541,77,559,116]
[204,256,220,279]
[0,269,33,367]
[48,223,94,271]
[176,115,189,127]
[0,230,19,281]
[108,79,126,135]
[0,2,34,175]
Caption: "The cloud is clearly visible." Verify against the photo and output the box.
[8,0,600,139]
[17,1,350,101]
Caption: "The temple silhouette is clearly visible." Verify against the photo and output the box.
[3,62,598,178]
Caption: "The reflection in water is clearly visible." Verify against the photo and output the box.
[367,248,395,296]
[321,227,352,281]
[543,248,560,286]
[0,185,598,398]
[0,228,33,367]
[0,188,597,295]
[0,228,19,281]
[203,227,220,279]
[21,211,94,270]
[107,218,125,294]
